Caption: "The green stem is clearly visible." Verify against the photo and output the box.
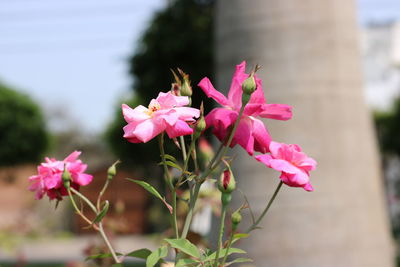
[97,179,110,210]
[220,230,234,266]
[181,181,202,239]
[180,135,187,162]
[67,189,120,263]
[245,181,283,233]
[70,187,97,213]
[158,134,179,238]
[214,205,227,267]
[98,222,121,263]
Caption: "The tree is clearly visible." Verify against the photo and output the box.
[106,0,214,167]
[0,82,49,166]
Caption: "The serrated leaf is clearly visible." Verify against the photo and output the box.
[127,178,173,214]
[125,248,152,259]
[232,233,249,244]
[204,248,246,261]
[164,238,200,258]
[85,252,123,261]
[93,200,109,223]
[146,246,168,267]
[225,257,253,266]
[176,258,199,267]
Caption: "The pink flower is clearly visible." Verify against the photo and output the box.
[198,61,292,155]
[28,151,93,200]
[255,142,317,191]
[122,92,200,143]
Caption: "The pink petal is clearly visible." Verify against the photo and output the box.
[259,104,293,120]
[250,117,271,154]
[205,108,237,130]
[255,154,273,167]
[132,119,165,143]
[198,77,229,106]
[303,183,314,191]
[165,120,194,139]
[269,159,299,174]
[173,107,200,121]
[227,62,248,109]
[122,104,150,123]
[156,92,189,108]
[232,118,254,155]
[64,151,81,162]
[73,173,93,186]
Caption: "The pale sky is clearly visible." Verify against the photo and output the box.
[0,0,399,134]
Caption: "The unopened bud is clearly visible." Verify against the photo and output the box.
[62,166,71,189]
[171,83,180,96]
[194,116,206,139]
[231,210,242,229]
[242,75,257,96]
[181,79,192,97]
[107,160,120,180]
[218,169,236,194]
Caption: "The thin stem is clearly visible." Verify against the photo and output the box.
[98,222,121,263]
[213,205,227,267]
[220,230,234,266]
[67,189,98,230]
[181,181,202,239]
[177,138,197,186]
[97,179,110,210]
[158,134,179,238]
[180,136,187,162]
[245,181,283,233]
[70,187,97,213]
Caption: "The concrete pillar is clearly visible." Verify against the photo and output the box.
[215,0,395,266]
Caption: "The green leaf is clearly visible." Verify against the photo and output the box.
[176,258,199,267]
[111,264,124,267]
[204,248,246,261]
[164,154,178,163]
[125,248,152,259]
[232,233,249,244]
[85,252,123,261]
[163,160,183,170]
[93,200,109,223]
[146,246,168,267]
[225,257,253,266]
[127,178,173,213]
[164,238,200,259]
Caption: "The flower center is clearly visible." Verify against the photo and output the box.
[146,100,161,115]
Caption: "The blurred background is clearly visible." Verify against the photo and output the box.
[0,0,400,266]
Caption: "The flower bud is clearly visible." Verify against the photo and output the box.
[180,79,192,97]
[221,192,232,206]
[218,168,236,194]
[62,166,71,189]
[194,116,206,139]
[242,75,257,96]
[231,210,242,229]
[107,160,120,180]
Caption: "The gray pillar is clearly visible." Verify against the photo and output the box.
[215,0,395,266]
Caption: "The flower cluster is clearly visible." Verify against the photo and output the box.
[28,151,93,200]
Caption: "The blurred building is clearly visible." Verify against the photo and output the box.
[361,21,400,110]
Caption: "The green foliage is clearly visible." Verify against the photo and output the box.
[164,238,200,258]
[106,0,215,167]
[0,82,49,166]
[374,98,400,156]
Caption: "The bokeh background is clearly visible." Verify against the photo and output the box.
[1,0,400,266]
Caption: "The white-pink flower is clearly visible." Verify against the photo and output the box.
[122,92,200,143]
[28,151,93,200]
[255,142,317,191]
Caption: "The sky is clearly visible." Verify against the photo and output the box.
[0,0,399,134]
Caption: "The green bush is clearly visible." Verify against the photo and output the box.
[0,83,49,166]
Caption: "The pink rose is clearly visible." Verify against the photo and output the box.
[122,92,200,143]
[29,151,93,200]
[198,61,292,155]
[255,142,317,191]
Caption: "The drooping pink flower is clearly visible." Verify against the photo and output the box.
[198,61,292,155]
[255,142,317,191]
[28,151,93,200]
[122,92,200,143]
